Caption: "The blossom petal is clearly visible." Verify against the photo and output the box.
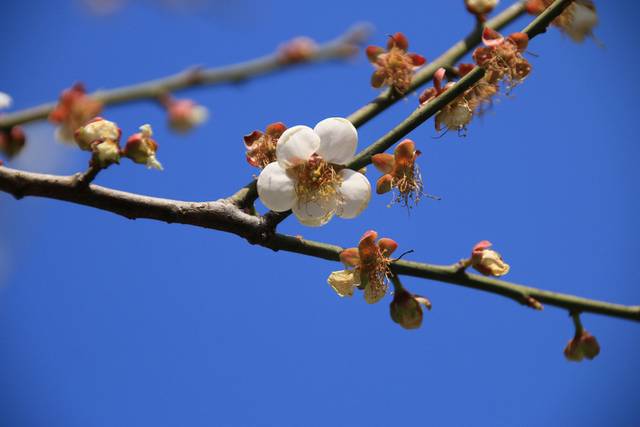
[276,125,320,169]
[336,169,371,219]
[371,153,395,174]
[314,117,358,165]
[292,197,337,227]
[257,162,296,212]
[327,269,360,297]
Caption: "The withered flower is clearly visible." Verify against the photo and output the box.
[419,68,473,133]
[327,230,398,304]
[244,122,287,169]
[367,32,426,94]
[372,139,423,207]
[472,28,531,92]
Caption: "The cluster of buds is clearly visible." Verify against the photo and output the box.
[419,68,474,134]
[459,240,510,277]
[564,314,600,361]
[472,28,531,93]
[278,37,318,63]
[367,32,426,94]
[74,117,162,170]
[327,230,398,304]
[244,122,286,169]
[465,0,499,23]
[49,83,103,142]
[526,0,598,43]
[372,139,423,207]
[160,95,209,133]
[390,286,432,330]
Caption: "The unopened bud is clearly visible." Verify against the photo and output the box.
[390,287,431,330]
[123,124,163,170]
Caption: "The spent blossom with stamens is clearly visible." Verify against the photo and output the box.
[465,0,499,22]
[390,287,432,330]
[49,83,103,142]
[526,0,597,43]
[367,32,426,94]
[372,139,423,207]
[419,68,473,133]
[74,117,122,168]
[458,63,499,115]
[162,96,209,133]
[123,124,163,170]
[564,330,600,362]
[244,122,287,169]
[278,37,318,63]
[472,28,531,92]
[327,230,398,304]
[256,117,371,226]
[467,240,510,276]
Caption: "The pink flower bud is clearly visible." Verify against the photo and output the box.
[390,287,432,330]
[564,330,600,362]
[123,124,163,170]
[49,83,103,142]
[470,240,510,276]
[278,37,317,63]
[166,99,209,133]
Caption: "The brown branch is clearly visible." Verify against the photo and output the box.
[1,164,638,323]
[0,24,371,130]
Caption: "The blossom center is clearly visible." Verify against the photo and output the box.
[291,155,342,205]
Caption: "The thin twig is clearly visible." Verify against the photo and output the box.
[0,24,371,130]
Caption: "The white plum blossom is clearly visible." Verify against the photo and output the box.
[257,117,371,227]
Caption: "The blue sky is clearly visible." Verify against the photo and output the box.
[1,0,639,426]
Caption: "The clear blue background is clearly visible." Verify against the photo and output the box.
[1,0,638,426]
